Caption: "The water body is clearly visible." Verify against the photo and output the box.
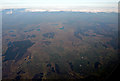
[59,26,64,30]
[10,35,16,37]
[9,30,14,33]
[37,29,40,31]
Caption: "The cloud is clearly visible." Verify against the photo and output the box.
[24,7,118,13]
[6,10,13,14]
[0,0,118,13]
[25,9,47,12]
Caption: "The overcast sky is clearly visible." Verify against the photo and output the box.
[0,0,119,12]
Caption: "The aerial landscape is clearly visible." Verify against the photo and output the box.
[2,9,119,81]
[1,0,120,81]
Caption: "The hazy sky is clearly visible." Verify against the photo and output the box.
[0,0,119,12]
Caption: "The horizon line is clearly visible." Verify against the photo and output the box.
[1,8,118,13]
